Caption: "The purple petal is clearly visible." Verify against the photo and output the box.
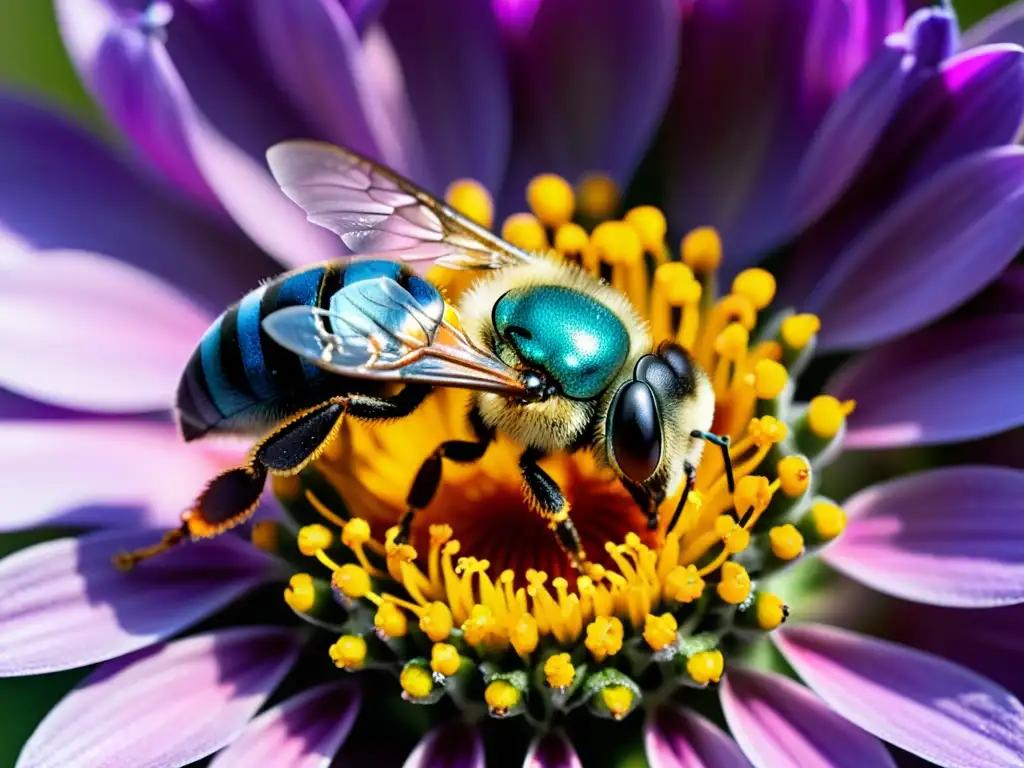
[210,682,361,768]
[524,731,582,768]
[0,420,244,531]
[382,0,511,193]
[775,623,1024,768]
[0,529,274,676]
[645,704,751,768]
[962,1,1024,49]
[806,146,1024,349]
[342,0,386,35]
[403,721,485,768]
[906,7,958,67]
[16,627,302,768]
[831,314,1024,446]
[823,466,1024,608]
[849,0,908,58]
[0,252,209,412]
[0,94,274,310]
[720,667,894,768]
[501,0,678,202]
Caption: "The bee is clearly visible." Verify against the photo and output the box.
[117,141,735,571]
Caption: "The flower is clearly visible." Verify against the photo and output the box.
[2,1,1024,767]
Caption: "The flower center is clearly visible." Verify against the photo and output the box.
[268,173,853,718]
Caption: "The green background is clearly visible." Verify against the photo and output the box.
[0,0,1015,765]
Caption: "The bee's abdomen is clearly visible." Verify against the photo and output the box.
[176,264,337,440]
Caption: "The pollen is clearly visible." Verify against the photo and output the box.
[501,212,548,252]
[430,642,462,677]
[329,635,367,670]
[686,650,724,685]
[445,178,494,229]
[732,268,776,310]
[576,173,620,220]
[754,359,788,400]
[810,501,847,540]
[781,313,821,350]
[664,565,705,604]
[777,455,811,497]
[600,686,635,720]
[807,395,856,439]
[643,612,678,652]
[485,680,521,716]
[341,518,371,547]
[585,616,624,662]
[544,653,576,690]
[297,524,333,556]
[681,227,722,272]
[420,601,454,642]
[375,602,408,638]
[284,573,316,613]
[332,563,371,599]
[400,665,435,699]
[625,206,667,254]
[716,562,751,604]
[756,592,789,631]
[527,174,575,228]
[769,524,805,561]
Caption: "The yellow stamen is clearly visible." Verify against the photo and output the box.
[445,179,494,229]
[664,565,705,604]
[585,616,624,662]
[576,173,619,219]
[810,502,847,540]
[329,635,367,670]
[643,612,678,652]
[600,686,634,720]
[731,268,776,310]
[332,563,371,599]
[777,456,811,497]
[485,680,521,716]
[527,173,575,228]
[554,223,589,260]
[716,562,751,605]
[756,592,789,631]
[430,642,461,677]
[419,601,454,642]
[781,314,821,349]
[501,212,548,252]
[374,601,408,638]
[544,653,576,690]
[625,206,667,256]
[681,227,722,272]
[400,665,435,699]
[769,524,805,561]
[686,650,724,685]
[284,573,316,613]
[807,396,856,439]
[462,604,509,654]
[297,524,333,556]
[753,359,788,400]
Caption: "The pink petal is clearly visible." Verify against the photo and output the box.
[775,623,1024,768]
[524,731,583,768]
[645,704,751,768]
[403,721,485,768]
[0,252,210,412]
[831,314,1024,448]
[720,667,895,768]
[0,529,274,676]
[16,627,302,768]
[210,682,361,768]
[0,420,242,531]
[824,466,1024,607]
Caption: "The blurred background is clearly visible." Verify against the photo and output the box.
[0,0,1018,765]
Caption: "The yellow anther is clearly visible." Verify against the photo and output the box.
[734,475,773,516]
[329,635,367,670]
[600,686,634,720]
[284,573,316,613]
[461,604,500,647]
[717,562,752,605]
[747,416,788,447]
[430,643,461,677]
[664,565,705,603]
[576,173,620,219]
[544,653,576,690]
[686,650,724,685]
[341,518,371,548]
[554,223,589,258]
[591,221,642,264]
[251,521,278,553]
[810,502,847,540]
[527,173,575,228]
[681,227,722,272]
[297,524,333,556]
[420,601,454,642]
[732,268,776,310]
[654,262,698,301]
[777,456,811,497]
[429,524,453,545]
[400,665,435,699]
[332,563,371,599]
[501,212,548,252]
[715,323,749,359]
[374,602,408,638]
[585,616,624,662]
[769,524,805,561]
[643,613,678,652]
[511,614,539,657]
[754,359,788,400]
[781,314,821,349]
[714,515,750,554]
[485,680,521,716]
[445,178,494,229]
[756,592,789,631]
[807,396,856,439]
[625,206,667,252]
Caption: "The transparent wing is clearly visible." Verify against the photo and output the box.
[266,140,532,271]
[261,277,529,395]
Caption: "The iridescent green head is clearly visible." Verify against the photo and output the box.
[492,285,630,399]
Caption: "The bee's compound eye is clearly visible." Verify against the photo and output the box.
[607,380,663,484]
[656,342,696,395]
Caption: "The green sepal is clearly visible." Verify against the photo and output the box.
[338,601,376,636]
[479,667,528,719]
[788,404,846,470]
[583,668,642,721]
[531,647,589,712]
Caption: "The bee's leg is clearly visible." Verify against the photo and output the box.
[666,461,698,537]
[691,430,735,493]
[620,478,666,532]
[397,408,494,544]
[519,448,588,573]
[116,386,430,570]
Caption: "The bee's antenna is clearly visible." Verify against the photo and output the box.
[691,431,735,494]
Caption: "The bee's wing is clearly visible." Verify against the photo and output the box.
[261,277,529,396]
[266,141,533,271]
